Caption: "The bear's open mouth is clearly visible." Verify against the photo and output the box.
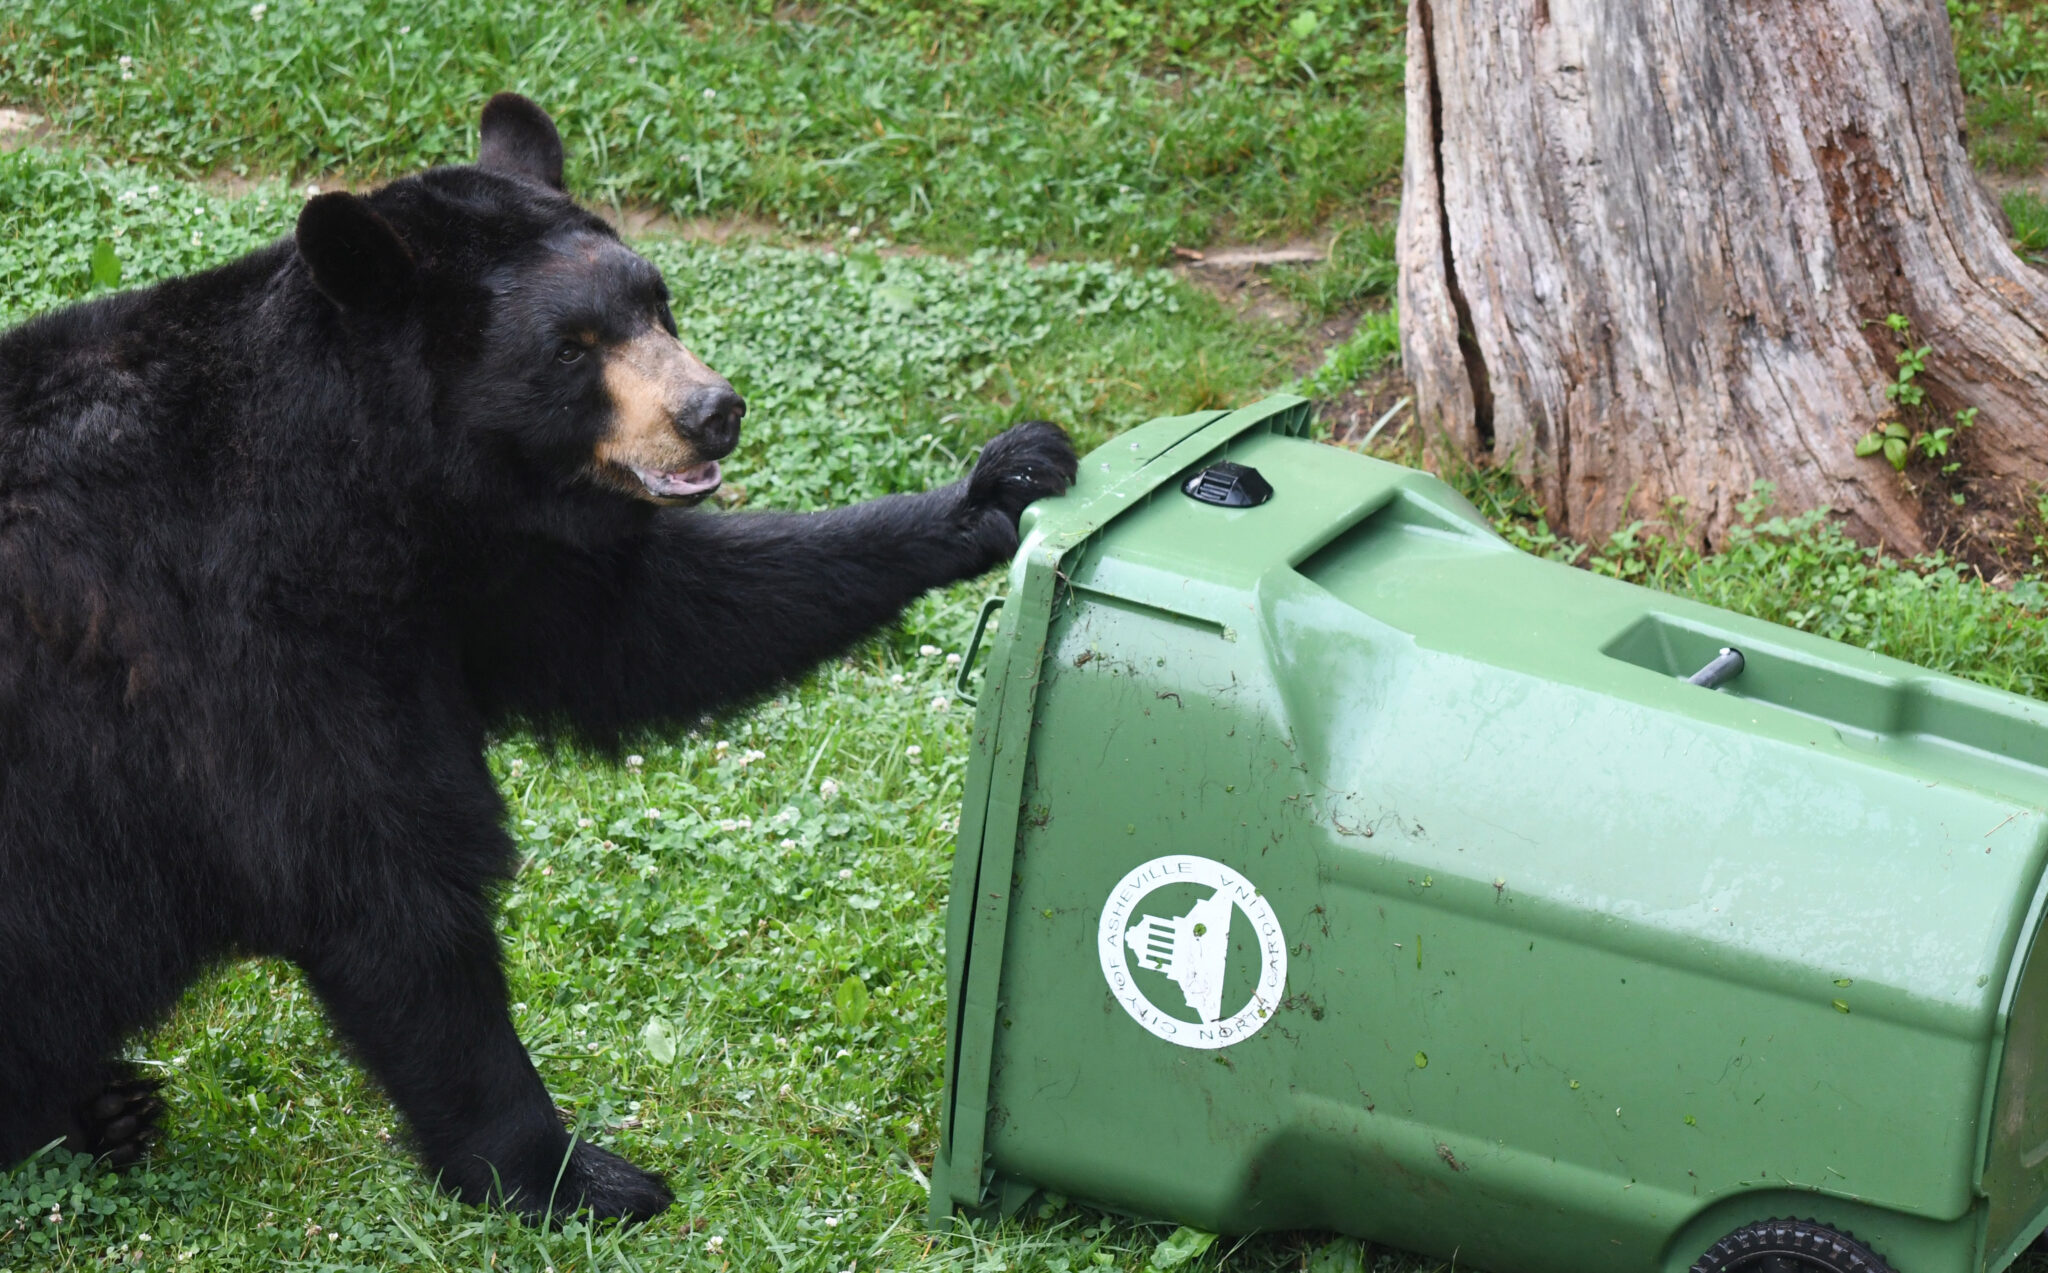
[629,460,722,502]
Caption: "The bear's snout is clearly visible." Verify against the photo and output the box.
[594,324,745,502]
[676,381,744,459]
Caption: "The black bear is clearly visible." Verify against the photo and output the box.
[0,93,1075,1221]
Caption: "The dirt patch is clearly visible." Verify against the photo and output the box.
[1169,238,1327,327]
[602,204,787,245]
[1165,233,1407,445]
[1323,360,1417,453]
[1978,162,2047,208]
[0,106,51,152]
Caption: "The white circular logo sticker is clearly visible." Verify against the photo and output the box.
[1099,855,1287,1050]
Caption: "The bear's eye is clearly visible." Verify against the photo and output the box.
[555,343,586,365]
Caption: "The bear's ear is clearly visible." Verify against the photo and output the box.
[477,92,565,191]
[295,192,415,313]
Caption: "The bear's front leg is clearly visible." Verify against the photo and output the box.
[462,420,1080,742]
[299,916,669,1222]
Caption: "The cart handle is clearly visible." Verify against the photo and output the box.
[956,596,1005,706]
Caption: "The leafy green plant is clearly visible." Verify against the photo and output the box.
[1854,407,1979,474]
[1853,314,1979,474]
[1880,316,1931,409]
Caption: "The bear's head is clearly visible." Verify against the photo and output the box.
[291,94,743,515]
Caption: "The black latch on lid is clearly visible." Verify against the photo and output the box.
[1182,461,1273,508]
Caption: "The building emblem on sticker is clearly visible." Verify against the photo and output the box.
[1098,855,1287,1049]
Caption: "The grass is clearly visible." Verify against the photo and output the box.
[0,0,1403,261]
[1268,217,1397,319]
[2010,189,2048,263]
[1299,308,1400,400]
[823,0,1407,90]
[7,3,2048,1271]
[1953,1,2048,174]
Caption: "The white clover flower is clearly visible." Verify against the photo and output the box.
[945,652,961,666]
[889,673,904,685]
[837,868,853,881]
[577,817,593,828]
[397,23,411,34]
[249,2,266,20]
[645,808,662,820]
[718,818,739,832]
[118,54,132,66]
[705,1235,725,1253]
[778,838,797,849]
[824,1215,839,1228]
[625,754,643,768]
[918,644,939,657]
[905,745,922,759]
[304,183,320,197]
[930,696,950,712]
[819,777,841,800]
[508,757,525,772]
[702,87,717,100]
[835,1048,851,1059]
[625,55,638,64]
[735,817,752,830]
[714,739,731,754]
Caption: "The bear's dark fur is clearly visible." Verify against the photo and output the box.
[0,94,1075,1221]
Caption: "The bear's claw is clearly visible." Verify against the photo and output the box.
[965,420,1079,523]
[69,1066,164,1168]
[506,1137,673,1225]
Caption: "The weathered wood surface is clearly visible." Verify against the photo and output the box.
[1398,0,2048,554]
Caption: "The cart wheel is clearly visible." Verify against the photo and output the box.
[1690,1218,1898,1273]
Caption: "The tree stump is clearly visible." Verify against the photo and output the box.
[1397,0,2048,557]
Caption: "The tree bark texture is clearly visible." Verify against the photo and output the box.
[1397,0,2048,555]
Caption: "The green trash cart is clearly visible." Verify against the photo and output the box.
[930,395,2048,1273]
